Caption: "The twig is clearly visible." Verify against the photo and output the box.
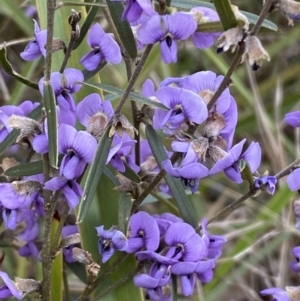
[275,157,300,179]
[0,37,33,48]
[41,1,56,299]
[114,44,153,115]
[76,253,129,301]
[56,1,106,9]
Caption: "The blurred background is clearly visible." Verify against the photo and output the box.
[0,0,300,300]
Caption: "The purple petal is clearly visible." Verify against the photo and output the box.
[36,29,47,57]
[59,123,76,154]
[287,169,300,191]
[80,50,103,71]
[63,68,84,93]
[100,34,122,64]
[165,222,195,246]
[180,274,195,296]
[142,79,155,97]
[210,139,246,175]
[87,23,106,48]
[0,272,22,300]
[242,142,261,172]
[20,40,41,61]
[63,184,80,208]
[161,159,181,177]
[136,250,178,265]
[160,38,177,64]
[73,130,97,163]
[285,111,300,127]
[32,134,49,154]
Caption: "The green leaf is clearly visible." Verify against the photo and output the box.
[106,0,137,59]
[5,161,43,177]
[0,47,38,90]
[118,192,133,234]
[77,126,113,223]
[213,0,237,30]
[50,219,63,301]
[197,21,224,32]
[43,84,58,168]
[80,82,168,110]
[65,262,87,284]
[145,124,198,228]
[121,162,141,184]
[170,0,278,31]
[0,104,43,156]
[73,0,105,50]
[82,62,107,81]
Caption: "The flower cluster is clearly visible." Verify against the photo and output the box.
[97,211,226,300]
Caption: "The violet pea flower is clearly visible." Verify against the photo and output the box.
[59,123,97,180]
[20,20,47,61]
[96,226,128,263]
[137,12,197,64]
[0,271,22,300]
[285,111,300,127]
[260,287,291,301]
[287,168,300,191]
[80,23,122,71]
[290,246,300,273]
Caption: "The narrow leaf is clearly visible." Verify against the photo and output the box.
[80,82,168,110]
[82,62,107,81]
[5,161,43,177]
[65,262,87,284]
[0,47,38,90]
[213,0,237,30]
[118,192,133,234]
[43,84,58,168]
[170,0,278,31]
[0,104,43,156]
[73,0,105,50]
[77,126,113,223]
[197,21,224,33]
[121,162,141,183]
[146,124,198,228]
[106,0,137,59]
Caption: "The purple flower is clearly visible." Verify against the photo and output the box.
[2,209,18,230]
[19,241,41,260]
[20,20,47,61]
[153,86,208,133]
[210,139,261,183]
[287,168,300,191]
[201,219,226,259]
[112,0,154,23]
[164,222,207,262]
[0,182,39,211]
[171,260,215,296]
[254,175,277,194]
[0,271,22,300]
[39,68,84,115]
[260,287,291,301]
[59,123,97,180]
[290,246,300,273]
[161,71,231,114]
[17,209,39,242]
[153,212,183,236]
[106,133,139,173]
[96,226,128,263]
[76,93,114,139]
[285,111,300,127]
[127,211,160,253]
[191,7,221,50]
[44,176,83,209]
[62,225,79,263]
[80,23,122,71]
[162,143,209,194]
[137,12,197,63]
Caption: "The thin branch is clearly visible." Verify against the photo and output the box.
[0,37,33,48]
[114,44,153,115]
[275,157,300,179]
[56,1,106,9]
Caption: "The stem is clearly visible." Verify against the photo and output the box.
[275,157,300,179]
[131,153,180,214]
[56,1,106,9]
[114,45,153,115]
[76,254,128,301]
[50,204,70,257]
[207,43,245,111]
[250,0,276,36]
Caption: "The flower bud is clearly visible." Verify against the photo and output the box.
[115,173,142,200]
[191,138,209,161]
[15,277,40,296]
[231,5,249,29]
[278,0,300,25]
[12,180,42,195]
[8,115,41,142]
[109,113,137,138]
[68,9,81,39]
[60,233,81,248]
[204,114,226,138]
[244,36,270,71]
[286,286,300,301]
[217,27,244,53]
